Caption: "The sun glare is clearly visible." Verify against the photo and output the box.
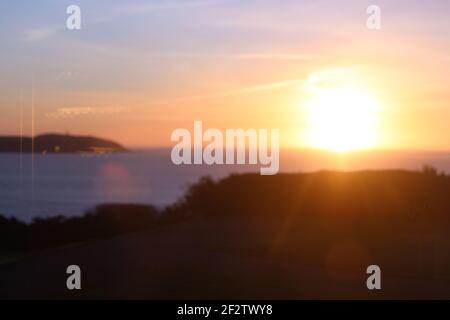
[303,68,381,152]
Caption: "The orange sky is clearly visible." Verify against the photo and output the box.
[0,0,449,151]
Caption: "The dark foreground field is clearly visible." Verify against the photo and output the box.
[0,169,449,299]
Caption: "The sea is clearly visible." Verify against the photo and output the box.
[0,149,448,221]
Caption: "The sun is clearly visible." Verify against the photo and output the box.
[302,68,381,152]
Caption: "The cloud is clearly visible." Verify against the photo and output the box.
[91,0,224,24]
[22,27,57,42]
[302,66,365,93]
[46,106,129,119]
[212,78,304,97]
[143,52,315,61]
[124,0,223,14]
[218,53,314,61]
[63,39,316,62]
[146,78,304,106]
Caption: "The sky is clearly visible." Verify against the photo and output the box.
[0,0,449,150]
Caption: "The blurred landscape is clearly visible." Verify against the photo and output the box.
[1,168,449,299]
[1,148,449,220]
[0,0,449,301]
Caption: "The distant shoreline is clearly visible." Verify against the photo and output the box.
[0,133,127,154]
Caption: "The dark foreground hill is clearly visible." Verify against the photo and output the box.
[0,169,449,299]
[0,133,126,153]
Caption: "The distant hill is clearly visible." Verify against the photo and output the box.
[0,134,127,154]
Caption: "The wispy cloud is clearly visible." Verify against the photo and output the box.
[58,36,317,67]
[143,78,304,107]
[22,27,58,42]
[143,52,315,61]
[124,0,224,14]
[209,78,304,97]
[92,0,224,24]
[46,107,129,119]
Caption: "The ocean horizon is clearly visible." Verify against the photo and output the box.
[0,149,449,221]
